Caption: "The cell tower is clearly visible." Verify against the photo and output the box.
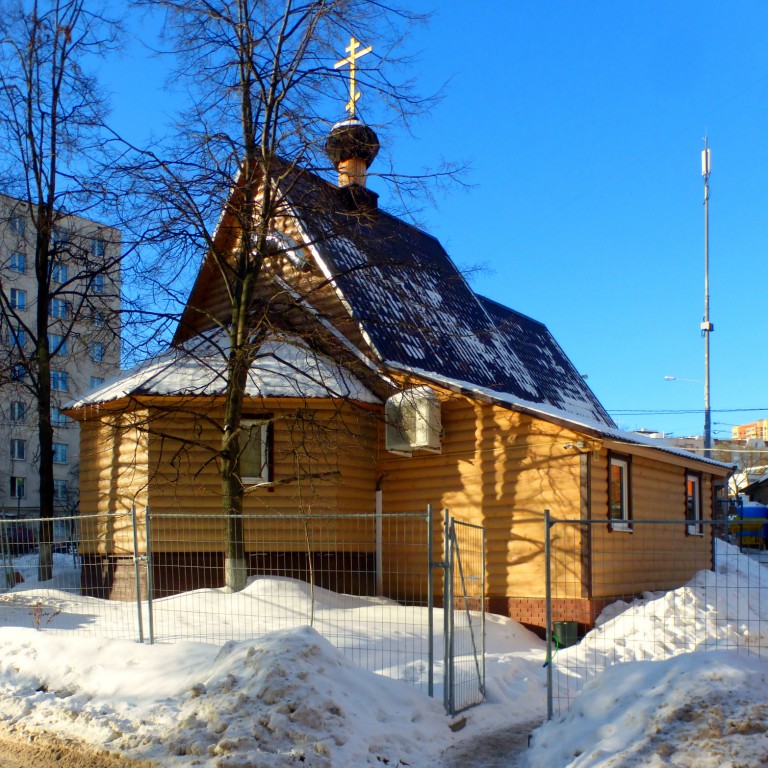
[701,139,713,456]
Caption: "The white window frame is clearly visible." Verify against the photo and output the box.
[9,216,25,236]
[10,439,25,461]
[10,477,25,499]
[90,376,104,389]
[9,252,25,272]
[686,473,703,535]
[53,479,68,500]
[52,442,68,464]
[10,326,26,350]
[51,263,68,283]
[49,333,67,356]
[51,370,69,392]
[50,298,68,319]
[51,407,69,427]
[240,419,270,485]
[91,274,105,294]
[9,288,26,310]
[9,402,25,423]
[90,342,104,362]
[91,238,105,258]
[609,454,632,532]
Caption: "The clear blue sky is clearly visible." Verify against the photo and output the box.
[102,1,768,440]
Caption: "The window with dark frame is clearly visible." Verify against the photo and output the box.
[686,472,703,535]
[608,453,632,531]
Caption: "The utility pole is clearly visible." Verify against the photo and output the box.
[701,139,713,457]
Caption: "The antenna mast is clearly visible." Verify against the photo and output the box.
[701,139,713,456]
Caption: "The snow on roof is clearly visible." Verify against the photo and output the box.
[67,331,380,409]
[393,362,733,471]
[282,167,614,427]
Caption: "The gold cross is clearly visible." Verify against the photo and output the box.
[334,36,373,117]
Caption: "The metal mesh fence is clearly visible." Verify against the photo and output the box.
[0,509,437,694]
[546,516,768,715]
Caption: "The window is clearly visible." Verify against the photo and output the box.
[91,239,105,258]
[10,326,26,350]
[686,473,703,535]
[10,477,25,499]
[53,479,67,501]
[49,333,67,356]
[608,453,632,531]
[10,439,25,461]
[90,274,105,294]
[9,252,25,272]
[90,376,104,389]
[52,443,68,464]
[9,402,25,423]
[240,418,271,484]
[52,226,70,246]
[9,288,25,310]
[51,263,68,283]
[9,216,25,236]
[90,342,104,362]
[51,370,68,392]
[10,364,26,381]
[92,309,105,327]
[51,407,69,427]
[50,298,68,319]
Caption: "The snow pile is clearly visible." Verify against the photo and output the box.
[0,625,450,767]
[552,539,768,703]
[527,651,768,768]
[0,540,767,765]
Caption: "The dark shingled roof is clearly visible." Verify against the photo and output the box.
[283,168,615,427]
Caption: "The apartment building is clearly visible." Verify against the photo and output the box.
[0,194,121,517]
[732,420,768,441]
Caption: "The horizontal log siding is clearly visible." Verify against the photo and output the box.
[589,449,713,596]
[144,401,379,555]
[78,413,150,556]
[380,398,586,602]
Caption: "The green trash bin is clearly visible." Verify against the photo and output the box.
[553,621,579,648]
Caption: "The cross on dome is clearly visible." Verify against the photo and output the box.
[334,36,373,117]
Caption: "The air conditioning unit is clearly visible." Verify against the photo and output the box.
[385,387,442,456]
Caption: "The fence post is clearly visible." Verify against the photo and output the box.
[544,508,553,720]
[145,507,154,645]
[427,504,434,698]
[443,509,454,716]
[131,504,144,644]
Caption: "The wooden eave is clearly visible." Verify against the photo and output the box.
[388,366,732,477]
[65,392,384,424]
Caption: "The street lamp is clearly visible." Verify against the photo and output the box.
[664,375,703,384]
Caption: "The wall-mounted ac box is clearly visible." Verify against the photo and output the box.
[385,386,442,456]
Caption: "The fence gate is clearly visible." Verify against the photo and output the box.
[441,511,486,715]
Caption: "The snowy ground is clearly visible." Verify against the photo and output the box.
[0,541,765,767]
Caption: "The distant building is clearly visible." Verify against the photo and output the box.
[732,420,768,441]
[0,194,121,516]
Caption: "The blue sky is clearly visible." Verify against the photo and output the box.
[102,2,768,439]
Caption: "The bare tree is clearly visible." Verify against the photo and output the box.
[0,0,121,579]
[127,0,431,590]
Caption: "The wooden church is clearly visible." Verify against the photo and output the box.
[67,48,731,633]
